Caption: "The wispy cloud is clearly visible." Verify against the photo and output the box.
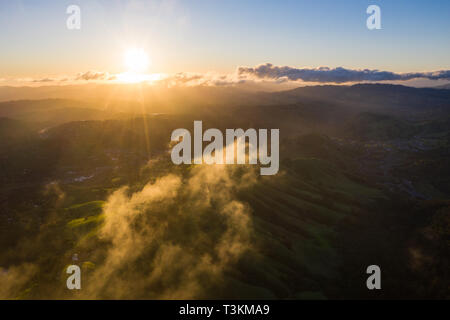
[0,264,37,299]
[8,65,450,88]
[31,77,69,83]
[75,71,114,81]
[81,161,257,299]
[238,63,450,83]
[158,72,245,87]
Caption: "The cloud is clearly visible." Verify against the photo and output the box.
[78,160,258,299]
[238,63,450,83]
[14,64,450,89]
[158,72,246,87]
[75,71,112,81]
[31,78,56,83]
[0,264,37,299]
[0,154,259,299]
[10,77,68,83]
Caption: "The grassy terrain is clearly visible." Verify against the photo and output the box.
[1,85,449,299]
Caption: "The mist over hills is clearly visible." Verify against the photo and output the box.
[0,82,449,299]
[2,0,450,301]
[2,83,450,138]
[2,83,450,116]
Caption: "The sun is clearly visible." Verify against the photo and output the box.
[124,48,150,73]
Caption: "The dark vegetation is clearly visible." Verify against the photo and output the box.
[0,84,449,299]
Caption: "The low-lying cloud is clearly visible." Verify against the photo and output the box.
[0,264,37,299]
[10,64,450,88]
[75,71,114,81]
[0,159,259,299]
[238,63,450,83]
[158,72,246,87]
[79,162,258,299]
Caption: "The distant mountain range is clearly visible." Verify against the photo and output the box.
[1,83,450,137]
[1,82,449,299]
[2,83,450,115]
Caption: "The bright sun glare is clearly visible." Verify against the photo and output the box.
[118,48,154,83]
[124,48,150,73]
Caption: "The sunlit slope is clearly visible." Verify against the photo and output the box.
[229,157,383,299]
[38,135,384,299]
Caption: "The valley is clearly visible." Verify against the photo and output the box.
[0,84,449,299]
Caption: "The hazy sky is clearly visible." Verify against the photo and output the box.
[1,0,450,80]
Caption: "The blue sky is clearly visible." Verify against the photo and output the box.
[0,0,449,79]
